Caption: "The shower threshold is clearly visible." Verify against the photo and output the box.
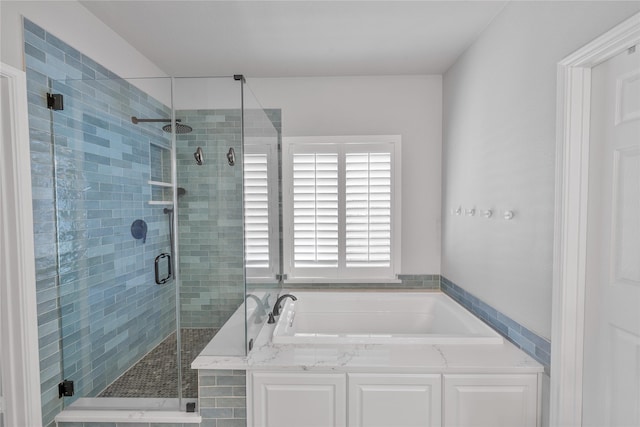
[54,397,201,424]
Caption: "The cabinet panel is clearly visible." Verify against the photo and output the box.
[443,374,538,427]
[348,374,441,427]
[252,372,346,427]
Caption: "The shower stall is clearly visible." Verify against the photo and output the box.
[30,64,281,421]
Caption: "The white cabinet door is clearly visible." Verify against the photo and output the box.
[443,374,538,427]
[348,373,441,427]
[251,372,346,427]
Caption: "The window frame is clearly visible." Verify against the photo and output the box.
[282,135,402,283]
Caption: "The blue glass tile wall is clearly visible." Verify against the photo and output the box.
[176,109,282,328]
[176,109,244,328]
[24,19,176,426]
[441,276,551,373]
[198,370,247,427]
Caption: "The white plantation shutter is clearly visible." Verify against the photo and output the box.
[293,152,339,268]
[244,140,279,280]
[345,152,392,267]
[284,137,400,281]
[244,153,270,268]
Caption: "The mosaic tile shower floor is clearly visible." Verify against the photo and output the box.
[99,328,217,398]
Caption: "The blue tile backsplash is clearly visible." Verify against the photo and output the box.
[441,276,551,372]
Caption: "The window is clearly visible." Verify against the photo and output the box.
[244,138,279,282]
[283,136,401,281]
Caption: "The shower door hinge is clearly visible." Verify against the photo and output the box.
[58,379,74,398]
[233,74,245,82]
[46,93,64,110]
[276,273,287,282]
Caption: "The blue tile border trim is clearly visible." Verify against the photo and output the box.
[441,276,551,373]
[284,274,440,290]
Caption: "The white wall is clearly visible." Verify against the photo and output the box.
[442,1,640,339]
[249,76,442,275]
[0,1,168,102]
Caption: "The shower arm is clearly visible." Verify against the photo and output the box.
[131,116,181,124]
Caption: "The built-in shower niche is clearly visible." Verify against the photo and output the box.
[149,142,173,205]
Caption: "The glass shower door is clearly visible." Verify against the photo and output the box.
[48,73,268,408]
[50,76,180,405]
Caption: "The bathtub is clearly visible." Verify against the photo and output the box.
[271,291,503,345]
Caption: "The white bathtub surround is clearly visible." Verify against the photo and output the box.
[193,291,544,427]
[194,291,541,373]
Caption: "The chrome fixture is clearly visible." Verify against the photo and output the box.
[227,147,236,166]
[194,147,204,165]
[268,294,298,322]
[503,210,515,220]
[131,116,193,134]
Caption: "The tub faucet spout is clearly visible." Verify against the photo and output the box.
[272,294,297,317]
[245,294,267,323]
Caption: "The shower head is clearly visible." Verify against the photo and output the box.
[131,116,192,134]
[162,123,193,134]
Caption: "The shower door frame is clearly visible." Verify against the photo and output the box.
[0,62,43,426]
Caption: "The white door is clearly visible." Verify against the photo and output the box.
[582,44,640,427]
[348,373,441,427]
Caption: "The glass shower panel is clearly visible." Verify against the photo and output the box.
[50,76,179,405]
[242,82,281,351]
[173,77,247,365]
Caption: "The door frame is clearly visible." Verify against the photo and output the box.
[550,12,640,427]
[0,62,43,426]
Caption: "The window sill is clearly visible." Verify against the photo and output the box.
[246,277,279,284]
[284,278,402,285]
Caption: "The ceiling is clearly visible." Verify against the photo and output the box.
[80,0,509,78]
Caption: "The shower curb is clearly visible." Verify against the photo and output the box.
[54,398,201,424]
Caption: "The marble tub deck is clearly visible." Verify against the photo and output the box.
[192,319,543,374]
